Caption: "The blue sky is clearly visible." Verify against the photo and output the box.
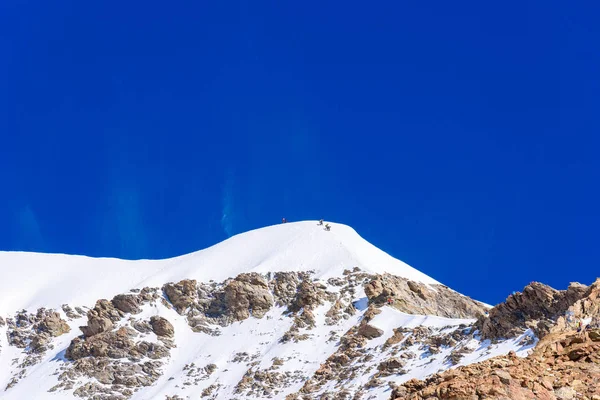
[1,1,599,304]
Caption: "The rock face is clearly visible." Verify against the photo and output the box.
[392,330,600,400]
[38,311,71,337]
[80,299,123,337]
[66,326,170,360]
[364,274,487,319]
[150,316,174,338]
[111,294,142,314]
[163,279,198,313]
[207,273,274,321]
[357,323,384,339]
[478,281,589,340]
[5,260,597,400]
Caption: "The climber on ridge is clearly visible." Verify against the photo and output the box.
[318,219,324,226]
[282,217,287,224]
[324,223,331,231]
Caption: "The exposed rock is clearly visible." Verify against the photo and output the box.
[357,324,383,339]
[38,311,70,337]
[0,316,5,326]
[391,329,600,400]
[271,272,303,306]
[478,281,590,340]
[112,294,142,314]
[80,299,123,337]
[132,320,153,334]
[364,274,486,319]
[207,273,273,322]
[384,328,405,348]
[163,279,198,313]
[150,316,174,338]
[555,387,576,400]
[288,279,328,313]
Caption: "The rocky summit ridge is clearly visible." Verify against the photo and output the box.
[0,221,598,400]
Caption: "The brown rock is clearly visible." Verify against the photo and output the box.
[111,294,142,314]
[80,299,124,337]
[206,273,274,322]
[554,387,576,400]
[149,316,174,338]
[38,311,70,337]
[364,274,486,319]
[357,323,383,339]
[163,279,198,313]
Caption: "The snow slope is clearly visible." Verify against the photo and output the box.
[0,221,538,400]
[0,221,439,314]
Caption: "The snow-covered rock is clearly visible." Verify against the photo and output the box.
[0,221,541,400]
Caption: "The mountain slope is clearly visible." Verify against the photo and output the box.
[0,221,536,400]
[0,221,438,315]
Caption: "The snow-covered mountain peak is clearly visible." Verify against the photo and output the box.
[2,221,567,400]
[0,221,437,315]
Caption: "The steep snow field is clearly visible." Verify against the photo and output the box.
[0,221,439,314]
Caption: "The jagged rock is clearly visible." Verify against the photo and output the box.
[207,273,273,322]
[38,311,70,337]
[150,316,174,338]
[112,294,142,314]
[392,329,600,400]
[364,274,486,319]
[555,387,576,400]
[377,357,405,372]
[132,320,153,334]
[478,281,592,340]
[164,279,198,313]
[492,369,512,384]
[357,324,383,339]
[288,280,328,313]
[271,272,302,306]
[80,299,124,337]
[0,316,6,327]
[66,325,170,362]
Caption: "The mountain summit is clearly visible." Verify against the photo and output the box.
[0,221,597,399]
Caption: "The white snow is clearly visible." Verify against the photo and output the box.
[0,221,439,315]
[1,220,533,400]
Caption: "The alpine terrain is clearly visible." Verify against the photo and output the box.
[0,221,598,400]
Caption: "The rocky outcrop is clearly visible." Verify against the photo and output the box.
[392,330,600,400]
[111,294,142,314]
[66,326,170,360]
[150,316,174,338]
[364,274,487,319]
[287,279,329,313]
[6,309,70,350]
[478,281,590,340]
[163,279,198,313]
[270,272,304,306]
[80,299,123,337]
[553,278,600,334]
[38,311,71,337]
[207,273,273,321]
[357,323,384,339]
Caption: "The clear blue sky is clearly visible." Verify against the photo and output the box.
[1,1,598,304]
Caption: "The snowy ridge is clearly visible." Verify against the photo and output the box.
[0,221,538,400]
[0,221,438,315]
